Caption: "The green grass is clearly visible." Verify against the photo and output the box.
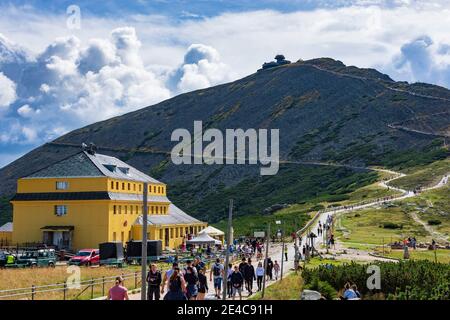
[336,206,430,245]
[250,272,303,300]
[375,249,450,264]
[389,159,450,190]
[400,186,450,240]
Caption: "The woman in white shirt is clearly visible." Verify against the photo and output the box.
[256,262,265,292]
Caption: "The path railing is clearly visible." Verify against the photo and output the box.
[0,272,141,300]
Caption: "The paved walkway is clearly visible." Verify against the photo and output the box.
[125,171,449,300]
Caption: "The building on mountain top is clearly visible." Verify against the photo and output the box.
[10,146,207,251]
[259,54,291,71]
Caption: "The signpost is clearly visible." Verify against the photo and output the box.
[141,182,148,300]
[222,199,233,300]
[261,222,270,298]
[275,220,285,280]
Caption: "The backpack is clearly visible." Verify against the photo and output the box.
[213,263,221,276]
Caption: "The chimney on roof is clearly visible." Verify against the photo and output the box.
[82,142,97,155]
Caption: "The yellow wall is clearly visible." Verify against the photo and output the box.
[18,177,109,193]
[12,200,109,250]
[0,231,12,245]
[13,176,201,251]
[132,224,207,250]
[19,177,167,196]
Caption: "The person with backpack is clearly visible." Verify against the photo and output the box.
[243,258,256,296]
[146,263,162,300]
[183,260,198,276]
[161,262,178,295]
[164,267,187,300]
[210,258,224,299]
[230,265,244,300]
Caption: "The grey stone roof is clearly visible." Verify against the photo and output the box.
[0,222,13,232]
[133,204,203,226]
[27,152,103,178]
[25,151,162,184]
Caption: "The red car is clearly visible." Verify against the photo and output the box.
[69,249,99,266]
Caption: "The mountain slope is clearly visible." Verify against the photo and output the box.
[0,58,448,224]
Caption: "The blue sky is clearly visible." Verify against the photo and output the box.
[1,0,450,168]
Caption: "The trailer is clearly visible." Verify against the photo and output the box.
[125,240,163,264]
[99,242,125,267]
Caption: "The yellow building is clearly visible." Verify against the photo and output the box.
[0,222,13,246]
[11,148,207,251]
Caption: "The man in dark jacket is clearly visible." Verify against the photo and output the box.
[243,258,256,296]
[147,263,162,300]
[230,265,244,300]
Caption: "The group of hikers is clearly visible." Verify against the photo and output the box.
[107,255,283,300]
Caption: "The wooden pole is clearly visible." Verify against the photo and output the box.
[141,182,149,300]
[261,223,270,299]
[280,222,284,281]
[222,199,233,300]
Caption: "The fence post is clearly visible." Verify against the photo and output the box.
[91,278,94,299]
[135,271,138,289]
[102,276,105,296]
[63,282,67,300]
[31,285,35,300]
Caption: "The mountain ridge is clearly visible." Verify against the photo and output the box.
[1,57,448,223]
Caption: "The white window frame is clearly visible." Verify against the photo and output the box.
[55,205,68,216]
[56,181,69,190]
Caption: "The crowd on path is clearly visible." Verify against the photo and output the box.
[106,254,287,300]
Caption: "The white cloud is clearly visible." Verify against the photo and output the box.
[169,44,233,92]
[0,72,16,109]
[1,2,450,166]
[383,35,450,87]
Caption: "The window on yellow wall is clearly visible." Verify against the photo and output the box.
[56,181,69,190]
[119,206,122,214]
[128,183,131,191]
[153,186,156,193]
[121,232,124,242]
[111,181,114,190]
[136,206,139,214]
[139,184,142,192]
[156,206,159,214]
[122,182,125,190]
[125,206,127,214]
[113,232,117,241]
[130,206,133,214]
[116,182,119,189]
[113,205,117,214]
[133,184,136,191]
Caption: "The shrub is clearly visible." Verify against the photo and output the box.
[304,277,337,300]
[382,222,402,229]
[302,260,450,300]
[427,219,442,226]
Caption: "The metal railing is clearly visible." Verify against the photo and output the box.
[0,272,141,300]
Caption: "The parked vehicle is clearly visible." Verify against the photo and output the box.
[5,249,56,268]
[99,242,124,267]
[68,249,100,266]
